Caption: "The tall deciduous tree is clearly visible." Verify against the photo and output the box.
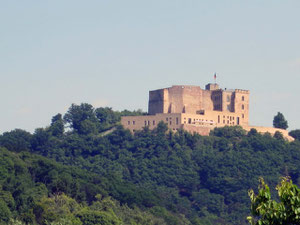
[273,112,288,130]
[64,103,97,135]
[248,177,300,225]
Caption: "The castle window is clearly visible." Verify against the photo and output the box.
[242,104,245,110]
[218,115,220,123]
[148,121,150,125]
[133,121,135,125]
[242,114,244,119]
[144,121,147,126]
[223,120,225,124]
[128,121,130,125]
[170,121,172,125]
[242,96,245,101]
[153,120,155,125]
[176,117,179,125]
[166,118,168,121]
[188,118,191,124]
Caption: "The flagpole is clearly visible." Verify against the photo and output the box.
[214,73,217,84]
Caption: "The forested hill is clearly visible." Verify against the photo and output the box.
[1,103,300,225]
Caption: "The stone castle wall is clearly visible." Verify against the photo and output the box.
[148,85,249,126]
[121,84,293,141]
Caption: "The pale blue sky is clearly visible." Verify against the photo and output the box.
[1,0,300,133]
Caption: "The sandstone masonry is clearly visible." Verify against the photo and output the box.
[121,84,293,141]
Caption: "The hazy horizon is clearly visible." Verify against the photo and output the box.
[1,0,299,133]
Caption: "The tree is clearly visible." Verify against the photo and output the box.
[0,129,32,152]
[95,107,120,132]
[0,199,12,223]
[248,177,300,225]
[289,129,300,141]
[64,103,97,135]
[50,114,64,137]
[273,112,288,130]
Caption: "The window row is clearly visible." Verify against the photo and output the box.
[127,118,179,126]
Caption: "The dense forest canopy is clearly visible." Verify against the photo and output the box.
[1,103,300,225]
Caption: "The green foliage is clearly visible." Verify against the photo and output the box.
[0,129,32,152]
[8,219,26,225]
[76,208,121,225]
[95,107,120,132]
[248,177,300,225]
[210,125,246,139]
[50,114,64,137]
[34,194,82,225]
[289,129,300,141]
[2,104,300,224]
[64,103,98,135]
[274,131,284,140]
[273,112,288,130]
[0,199,12,223]
[63,103,146,135]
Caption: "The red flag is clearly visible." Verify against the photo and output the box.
[214,73,217,79]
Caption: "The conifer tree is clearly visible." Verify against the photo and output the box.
[273,112,288,130]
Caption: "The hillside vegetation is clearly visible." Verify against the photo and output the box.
[1,103,300,225]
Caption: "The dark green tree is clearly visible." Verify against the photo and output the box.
[50,113,64,137]
[95,107,120,132]
[0,129,32,152]
[64,103,97,135]
[289,129,300,141]
[0,200,11,223]
[273,112,288,130]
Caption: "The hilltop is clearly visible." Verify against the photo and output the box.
[1,103,300,224]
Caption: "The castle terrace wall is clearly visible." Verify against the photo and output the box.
[121,114,294,141]
[182,124,212,136]
[121,113,182,132]
[122,110,248,133]
[243,125,294,141]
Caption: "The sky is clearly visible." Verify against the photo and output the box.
[1,0,300,133]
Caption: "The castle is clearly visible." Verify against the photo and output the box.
[121,83,293,140]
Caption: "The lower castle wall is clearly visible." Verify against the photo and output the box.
[181,124,212,136]
[121,113,182,132]
[242,126,294,141]
[121,114,294,141]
